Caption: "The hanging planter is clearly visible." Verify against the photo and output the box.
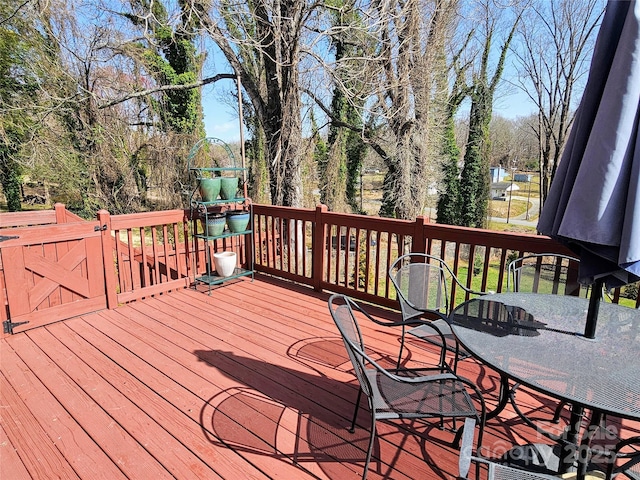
[198,177,221,202]
[213,251,237,277]
[220,177,240,200]
[226,209,251,233]
[202,212,226,237]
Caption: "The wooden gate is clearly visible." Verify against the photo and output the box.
[0,221,107,336]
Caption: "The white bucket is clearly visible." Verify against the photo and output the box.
[213,251,237,277]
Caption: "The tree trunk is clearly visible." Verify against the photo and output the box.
[264,77,303,207]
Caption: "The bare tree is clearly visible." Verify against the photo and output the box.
[513,0,605,209]
[355,0,460,220]
[194,0,316,207]
[313,0,370,214]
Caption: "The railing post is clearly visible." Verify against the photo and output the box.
[412,216,428,254]
[183,208,194,285]
[97,210,118,309]
[54,203,66,224]
[312,204,328,291]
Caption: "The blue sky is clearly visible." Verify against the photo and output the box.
[204,108,241,142]
[202,80,243,143]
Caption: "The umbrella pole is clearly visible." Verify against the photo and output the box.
[584,278,604,339]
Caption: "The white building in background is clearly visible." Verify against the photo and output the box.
[491,182,520,200]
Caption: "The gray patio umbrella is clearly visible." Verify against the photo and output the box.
[537,0,640,338]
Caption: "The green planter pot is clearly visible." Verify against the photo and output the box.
[220,177,240,200]
[199,178,221,202]
[226,210,250,233]
[202,213,226,237]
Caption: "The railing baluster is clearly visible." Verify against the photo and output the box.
[355,228,360,291]
[139,226,149,288]
[467,244,477,299]
[364,229,371,294]
[374,230,381,297]
[127,229,137,290]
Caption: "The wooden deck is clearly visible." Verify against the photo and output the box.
[2,275,638,479]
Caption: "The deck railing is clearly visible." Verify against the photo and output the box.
[1,203,637,331]
[97,206,253,306]
[0,203,83,227]
[252,204,637,309]
[97,208,194,307]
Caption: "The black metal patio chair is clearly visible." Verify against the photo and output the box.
[507,253,584,297]
[328,294,486,480]
[388,253,491,370]
[605,436,640,479]
[458,417,589,480]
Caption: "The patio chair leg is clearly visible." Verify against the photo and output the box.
[451,414,483,449]
[396,325,407,369]
[362,411,377,480]
[451,419,467,448]
[350,389,363,433]
[552,401,567,423]
[452,343,460,373]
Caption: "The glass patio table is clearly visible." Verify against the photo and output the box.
[449,293,640,479]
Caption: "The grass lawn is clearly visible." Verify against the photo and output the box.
[488,199,529,218]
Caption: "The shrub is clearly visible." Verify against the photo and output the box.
[622,282,638,300]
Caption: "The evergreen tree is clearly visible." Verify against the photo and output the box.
[345,108,367,213]
[435,28,473,226]
[436,116,461,224]
[0,29,25,211]
[459,100,491,227]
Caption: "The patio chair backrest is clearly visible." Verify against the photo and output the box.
[328,294,373,399]
[507,253,583,296]
[459,418,565,480]
[389,253,454,319]
[606,436,640,479]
